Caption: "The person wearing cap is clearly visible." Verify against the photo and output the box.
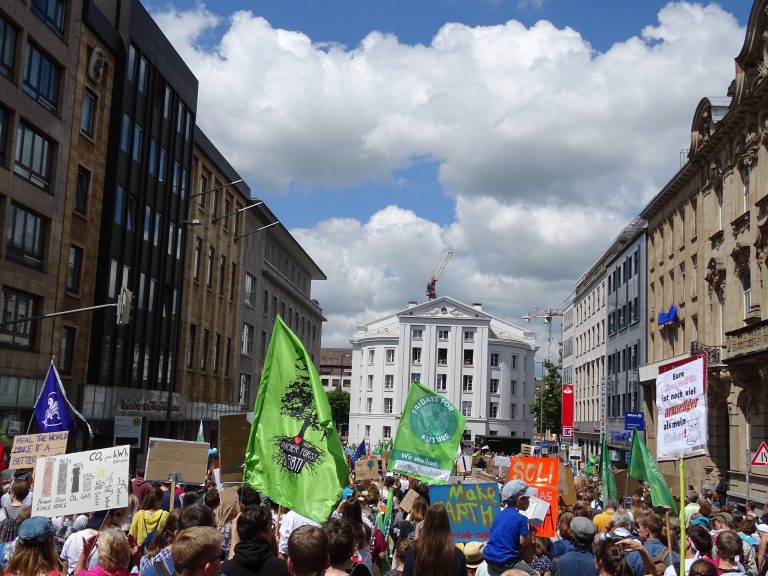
[684,490,701,527]
[756,523,768,574]
[551,517,597,576]
[462,541,486,576]
[6,516,63,576]
[482,480,536,576]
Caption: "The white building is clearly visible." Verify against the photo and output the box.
[348,297,537,445]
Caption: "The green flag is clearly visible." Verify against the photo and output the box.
[600,434,618,501]
[390,381,466,483]
[628,430,677,515]
[583,454,598,476]
[243,316,347,523]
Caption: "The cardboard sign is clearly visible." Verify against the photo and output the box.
[399,488,419,513]
[558,462,577,506]
[218,413,251,483]
[219,486,238,505]
[521,495,550,528]
[457,456,472,474]
[32,446,130,517]
[10,432,68,469]
[509,457,559,538]
[613,470,641,499]
[429,482,500,542]
[145,438,209,483]
[355,456,380,481]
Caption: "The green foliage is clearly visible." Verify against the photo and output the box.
[327,387,351,429]
[529,357,562,433]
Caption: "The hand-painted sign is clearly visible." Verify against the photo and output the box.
[355,456,380,481]
[9,431,68,469]
[509,457,559,538]
[32,445,130,517]
[429,482,500,542]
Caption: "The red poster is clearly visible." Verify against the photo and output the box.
[509,457,559,538]
[562,384,574,428]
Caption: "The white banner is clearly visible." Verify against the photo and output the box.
[656,355,707,462]
[32,446,130,517]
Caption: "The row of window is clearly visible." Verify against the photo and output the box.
[365,348,518,369]
[607,344,639,375]
[410,327,475,341]
[266,240,310,296]
[107,259,178,317]
[607,297,639,334]
[364,373,519,395]
[194,174,242,235]
[607,250,640,294]
[185,324,232,375]
[363,396,519,419]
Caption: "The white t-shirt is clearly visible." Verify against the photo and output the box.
[277,510,321,555]
[61,528,100,576]
[663,555,698,576]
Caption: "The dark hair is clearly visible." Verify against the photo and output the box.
[395,537,415,563]
[203,488,220,510]
[236,506,273,541]
[288,525,327,576]
[182,492,198,508]
[558,512,574,540]
[689,559,717,576]
[239,485,261,508]
[715,530,742,559]
[741,517,757,535]
[413,504,455,576]
[341,499,370,549]
[178,504,215,531]
[572,504,590,518]
[595,540,633,576]
[11,481,30,503]
[324,519,355,566]
[686,525,712,557]
[146,508,183,557]
[143,487,163,510]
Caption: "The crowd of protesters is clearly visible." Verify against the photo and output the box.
[0,462,767,576]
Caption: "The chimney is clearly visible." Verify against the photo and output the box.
[472,303,483,311]
[407,301,418,309]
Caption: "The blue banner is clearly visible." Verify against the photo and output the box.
[429,482,500,542]
[33,364,72,433]
[624,411,645,431]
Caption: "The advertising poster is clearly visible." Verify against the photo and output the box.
[9,431,68,469]
[429,483,500,542]
[509,456,559,538]
[32,446,130,517]
[656,354,707,461]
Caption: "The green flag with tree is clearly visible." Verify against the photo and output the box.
[628,430,677,514]
[243,316,347,523]
[390,381,466,483]
[600,433,618,501]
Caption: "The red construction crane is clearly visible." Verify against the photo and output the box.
[426,250,454,300]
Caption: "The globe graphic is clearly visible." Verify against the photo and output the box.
[414,400,455,437]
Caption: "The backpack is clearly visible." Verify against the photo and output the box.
[0,510,17,544]
[652,547,672,576]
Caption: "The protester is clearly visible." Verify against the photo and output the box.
[593,500,618,534]
[202,490,220,515]
[158,483,182,514]
[552,517,597,576]
[323,518,371,576]
[170,527,222,576]
[139,507,182,574]
[463,542,486,576]
[684,491,701,526]
[402,504,467,576]
[277,508,321,560]
[530,537,552,576]
[182,493,198,508]
[61,509,124,576]
[1,482,30,523]
[716,475,729,508]
[714,530,747,575]
[483,480,536,576]
[215,501,239,560]
[594,540,632,576]
[688,559,718,576]
[131,468,153,509]
[286,525,329,576]
[393,499,426,542]
[625,511,678,576]
[220,505,288,576]
[230,486,265,560]
[549,513,574,559]
[341,499,373,571]
[75,526,131,576]
[130,489,169,548]
[663,524,714,576]
[6,517,63,576]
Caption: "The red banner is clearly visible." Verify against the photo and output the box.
[561,384,574,428]
[509,457,559,538]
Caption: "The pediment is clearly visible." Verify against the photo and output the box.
[397,296,491,321]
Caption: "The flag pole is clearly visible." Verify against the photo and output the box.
[679,456,685,576]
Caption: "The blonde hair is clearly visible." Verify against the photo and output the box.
[215,499,239,529]
[97,526,131,572]
[6,538,61,576]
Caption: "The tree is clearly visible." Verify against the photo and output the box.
[281,356,321,440]
[529,357,562,434]
[327,388,350,434]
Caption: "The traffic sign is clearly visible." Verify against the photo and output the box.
[562,426,573,438]
[752,442,768,466]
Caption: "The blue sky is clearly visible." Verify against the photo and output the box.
[151,0,752,345]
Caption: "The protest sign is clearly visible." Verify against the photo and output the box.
[510,457,558,537]
[219,413,251,482]
[219,486,238,505]
[656,354,707,461]
[32,446,129,517]
[456,456,472,474]
[145,438,209,483]
[429,482,500,542]
[558,462,577,506]
[399,489,419,513]
[10,431,68,469]
[493,455,511,468]
[521,495,550,528]
[355,456,380,481]
[614,469,641,499]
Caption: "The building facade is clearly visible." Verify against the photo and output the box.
[319,348,352,393]
[348,297,537,445]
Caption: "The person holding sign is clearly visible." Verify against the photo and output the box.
[483,480,537,576]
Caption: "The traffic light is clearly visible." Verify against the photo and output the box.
[116,287,134,326]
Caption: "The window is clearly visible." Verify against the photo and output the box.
[154,212,162,248]
[742,272,752,319]
[80,89,96,136]
[365,425,370,438]
[0,107,8,166]
[463,375,473,392]
[206,246,214,288]
[143,207,152,243]
[1,287,37,349]
[464,331,474,342]
[463,349,474,365]
[412,347,421,365]
[148,278,156,312]
[177,102,186,134]
[511,355,518,370]
[384,398,393,414]
[60,326,75,374]
[66,245,83,293]
[137,57,148,94]
[164,86,172,119]
[691,198,697,238]
[32,0,64,33]
[193,238,202,281]
[490,352,499,367]
[511,403,517,419]
[436,374,447,391]
[511,380,517,395]
[148,139,157,176]
[132,124,142,162]
[490,402,499,418]
[0,17,15,78]
[15,122,52,189]
[490,378,499,394]
[385,348,395,364]
[120,114,131,153]
[158,148,166,182]
[367,375,373,391]
[223,198,231,229]
[239,374,251,405]
[226,338,232,375]
[461,401,472,417]
[368,349,375,365]
[411,373,421,383]
[213,334,220,374]
[244,273,256,306]
[412,328,423,340]
[241,323,254,354]
[367,398,373,413]
[186,324,196,368]
[383,426,392,439]
[74,166,90,215]
[24,43,59,110]
[438,329,449,340]
[385,375,394,390]
[8,204,46,270]
[437,348,447,365]
[218,256,226,295]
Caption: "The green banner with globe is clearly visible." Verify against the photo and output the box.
[390,381,466,483]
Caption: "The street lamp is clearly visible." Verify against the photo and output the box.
[336,353,350,434]
[212,201,263,224]
[235,221,279,242]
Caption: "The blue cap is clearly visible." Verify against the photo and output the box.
[690,516,710,528]
[501,480,537,502]
[18,517,54,542]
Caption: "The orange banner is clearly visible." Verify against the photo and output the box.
[509,457,559,538]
